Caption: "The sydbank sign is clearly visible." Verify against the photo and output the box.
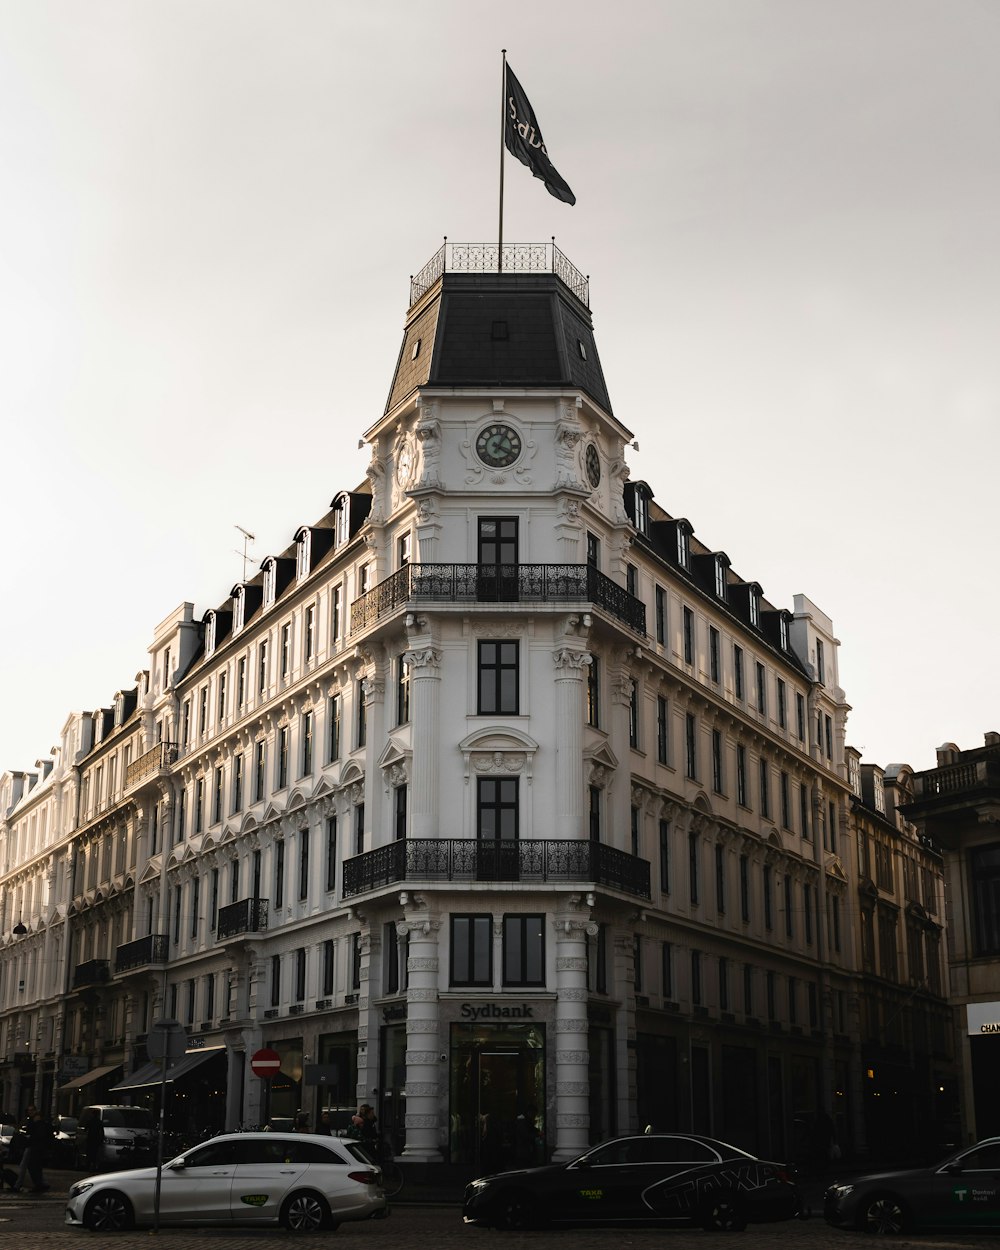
[966,1002,1000,1036]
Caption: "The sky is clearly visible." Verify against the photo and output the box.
[1,0,998,779]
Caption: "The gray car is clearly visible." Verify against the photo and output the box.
[65,1131,386,1232]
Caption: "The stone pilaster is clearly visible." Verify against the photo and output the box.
[552,648,590,839]
[552,912,594,1161]
[401,907,442,1161]
[405,645,441,838]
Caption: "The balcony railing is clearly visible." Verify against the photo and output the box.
[343,838,651,901]
[351,564,646,636]
[217,897,269,941]
[126,742,178,789]
[915,758,1000,798]
[72,958,110,989]
[114,933,169,974]
[410,240,589,307]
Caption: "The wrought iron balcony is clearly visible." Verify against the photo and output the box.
[125,741,178,789]
[343,837,650,901]
[114,933,169,974]
[217,897,269,941]
[350,563,646,636]
[72,958,111,990]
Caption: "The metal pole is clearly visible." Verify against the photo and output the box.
[498,49,507,273]
[153,1055,167,1234]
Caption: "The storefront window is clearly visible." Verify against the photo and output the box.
[449,1021,545,1169]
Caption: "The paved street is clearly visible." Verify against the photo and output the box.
[3,1198,1000,1250]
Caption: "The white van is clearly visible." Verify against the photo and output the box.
[76,1105,155,1169]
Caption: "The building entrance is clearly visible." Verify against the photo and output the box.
[449,1021,545,1167]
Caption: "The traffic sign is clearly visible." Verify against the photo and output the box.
[251,1047,281,1078]
[148,1018,188,1062]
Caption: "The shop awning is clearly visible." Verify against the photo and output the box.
[110,1047,225,1093]
[58,1062,122,1092]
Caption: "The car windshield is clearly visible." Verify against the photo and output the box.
[102,1109,154,1129]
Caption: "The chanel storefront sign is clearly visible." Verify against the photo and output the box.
[966,1002,1000,1035]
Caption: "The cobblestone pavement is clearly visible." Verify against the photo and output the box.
[3,1201,1000,1250]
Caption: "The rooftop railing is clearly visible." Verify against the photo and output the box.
[410,240,588,307]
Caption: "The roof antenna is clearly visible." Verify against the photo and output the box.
[234,525,256,582]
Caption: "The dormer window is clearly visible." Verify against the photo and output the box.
[114,692,125,727]
[873,770,885,815]
[676,521,692,570]
[334,495,350,548]
[204,611,217,657]
[295,528,311,581]
[263,559,277,608]
[778,612,790,652]
[93,713,104,745]
[233,585,246,635]
[714,554,729,601]
[748,586,761,629]
[633,485,649,537]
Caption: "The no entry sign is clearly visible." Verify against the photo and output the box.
[250,1047,281,1078]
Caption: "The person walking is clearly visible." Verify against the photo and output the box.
[10,1105,36,1193]
[350,1103,377,1145]
[14,1108,51,1194]
[316,1110,333,1136]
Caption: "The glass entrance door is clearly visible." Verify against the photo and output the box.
[477,518,519,602]
[449,1022,545,1167]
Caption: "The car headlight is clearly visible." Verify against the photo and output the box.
[68,1182,94,1199]
[828,1184,854,1198]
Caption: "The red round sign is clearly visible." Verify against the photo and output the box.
[250,1047,281,1078]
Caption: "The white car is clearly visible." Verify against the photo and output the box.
[65,1131,387,1232]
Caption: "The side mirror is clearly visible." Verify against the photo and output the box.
[167,1159,186,1171]
[943,1162,963,1175]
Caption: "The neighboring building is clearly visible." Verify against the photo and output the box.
[846,752,957,1159]
[901,734,1000,1144]
[0,242,950,1169]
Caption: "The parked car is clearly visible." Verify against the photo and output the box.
[75,1106,156,1170]
[65,1131,386,1232]
[1,1113,77,1167]
[824,1137,1000,1234]
[462,1133,806,1231]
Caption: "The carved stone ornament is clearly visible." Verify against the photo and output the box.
[552,647,591,673]
[556,1049,590,1065]
[404,647,441,671]
[474,751,526,775]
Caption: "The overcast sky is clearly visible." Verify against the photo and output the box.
[2,0,997,780]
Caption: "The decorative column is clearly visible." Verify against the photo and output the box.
[552,647,590,839]
[405,641,440,839]
[552,910,595,1161]
[401,904,442,1161]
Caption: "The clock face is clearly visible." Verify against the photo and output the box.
[586,443,601,488]
[396,442,414,485]
[476,423,522,468]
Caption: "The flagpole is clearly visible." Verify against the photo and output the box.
[498,49,506,274]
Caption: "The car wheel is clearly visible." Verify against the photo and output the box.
[859,1193,909,1235]
[493,1189,540,1230]
[83,1191,135,1233]
[701,1194,747,1232]
[281,1190,333,1232]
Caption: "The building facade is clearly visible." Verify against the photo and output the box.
[901,734,1000,1144]
[0,243,952,1168]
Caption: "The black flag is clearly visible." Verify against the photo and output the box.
[504,64,576,206]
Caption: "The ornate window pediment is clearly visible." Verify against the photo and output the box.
[458,726,539,785]
[584,740,619,788]
[378,738,411,791]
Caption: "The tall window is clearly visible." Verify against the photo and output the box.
[659,820,670,894]
[295,948,306,1001]
[451,915,492,986]
[656,696,668,765]
[691,950,703,1005]
[277,726,289,789]
[274,840,285,908]
[503,915,544,986]
[237,657,246,708]
[477,777,518,841]
[478,641,519,714]
[715,844,726,914]
[655,586,666,645]
[709,627,720,682]
[740,854,750,922]
[777,678,786,729]
[589,786,602,841]
[719,957,730,1012]
[355,804,365,855]
[744,964,754,1016]
[804,883,814,945]
[301,711,314,777]
[304,605,315,662]
[587,657,600,727]
[630,805,640,857]
[254,739,266,802]
[661,942,673,999]
[796,691,805,740]
[815,638,826,684]
[280,623,291,679]
[258,640,268,695]
[195,777,205,834]
[210,868,219,931]
[331,584,342,644]
[711,729,723,793]
[682,607,694,664]
[328,693,342,762]
[780,771,791,828]
[756,662,766,715]
[784,874,794,939]
[396,655,411,724]
[298,827,310,900]
[629,679,639,748]
[217,671,228,722]
[685,713,697,780]
[733,645,744,700]
[736,745,747,806]
[323,939,335,996]
[232,753,244,813]
[760,757,770,819]
[213,766,223,824]
[384,922,401,995]
[763,864,773,930]
[394,785,407,840]
[326,817,338,892]
[688,831,699,905]
[800,783,811,839]
[357,681,367,748]
[270,954,281,1007]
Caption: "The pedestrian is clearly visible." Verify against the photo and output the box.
[15,1108,51,1194]
[11,1105,36,1193]
[293,1111,311,1133]
[85,1111,105,1171]
[350,1103,377,1144]
[316,1110,333,1136]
